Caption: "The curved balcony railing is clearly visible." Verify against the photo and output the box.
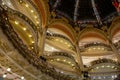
[51,52,74,59]
[44,51,81,72]
[46,32,73,44]
[25,0,43,29]
[90,58,120,67]
[3,5,38,34]
[1,0,41,28]
[44,51,75,61]
[84,43,110,49]
[0,6,77,80]
[79,42,112,52]
[46,32,76,51]
[27,0,42,21]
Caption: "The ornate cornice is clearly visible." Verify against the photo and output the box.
[0,7,76,80]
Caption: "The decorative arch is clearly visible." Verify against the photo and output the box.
[7,11,37,49]
[33,0,50,28]
[48,19,76,43]
[79,27,108,43]
[109,16,120,38]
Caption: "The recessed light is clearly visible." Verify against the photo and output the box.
[7,68,11,71]
[21,76,24,80]
[3,74,7,78]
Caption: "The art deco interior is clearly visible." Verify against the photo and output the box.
[0,0,120,80]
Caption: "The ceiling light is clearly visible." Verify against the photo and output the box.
[34,16,37,19]
[36,21,39,24]
[111,66,114,68]
[21,76,24,80]
[15,21,19,25]
[98,77,101,79]
[57,58,60,61]
[29,35,32,37]
[3,74,7,78]
[55,39,59,41]
[8,3,11,5]
[31,41,35,43]
[5,18,8,20]
[51,60,53,61]
[31,47,34,49]
[71,64,74,66]
[25,4,29,7]
[68,62,71,64]
[101,66,104,68]
[88,48,91,51]
[101,48,104,50]
[2,2,5,5]
[98,47,101,50]
[19,0,23,3]
[112,75,115,78]
[115,68,117,70]
[68,45,71,47]
[7,68,11,72]
[65,42,67,44]
[63,60,66,62]
[61,71,63,73]
[96,67,99,69]
[107,65,110,68]
[72,66,76,69]
[115,75,117,78]
[23,28,27,31]
[60,40,63,43]
[31,10,34,13]
[51,47,54,50]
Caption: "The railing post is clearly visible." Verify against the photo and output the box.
[75,41,84,75]
[38,27,47,57]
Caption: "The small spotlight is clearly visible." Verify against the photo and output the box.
[21,76,24,80]
[7,68,11,72]
[3,74,7,78]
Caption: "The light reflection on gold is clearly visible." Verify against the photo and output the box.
[31,41,35,43]
[60,40,63,43]
[65,42,68,44]
[68,61,71,64]
[71,64,74,66]
[23,28,27,31]
[31,10,34,13]
[34,16,37,19]
[51,60,53,61]
[19,0,23,3]
[28,35,32,38]
[63,60,66,62]
[101,66,104,68]
[112,66,114,68]
[25,4,29,7]
[15,21,19,25]
[31,47,34,49]
[55,39,59,41]
[68,44,71,47]
[36,21,39,24]
[57,58,60,61]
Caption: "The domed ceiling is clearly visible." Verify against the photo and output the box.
[49,0,117,29]
[0,0,120,80]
